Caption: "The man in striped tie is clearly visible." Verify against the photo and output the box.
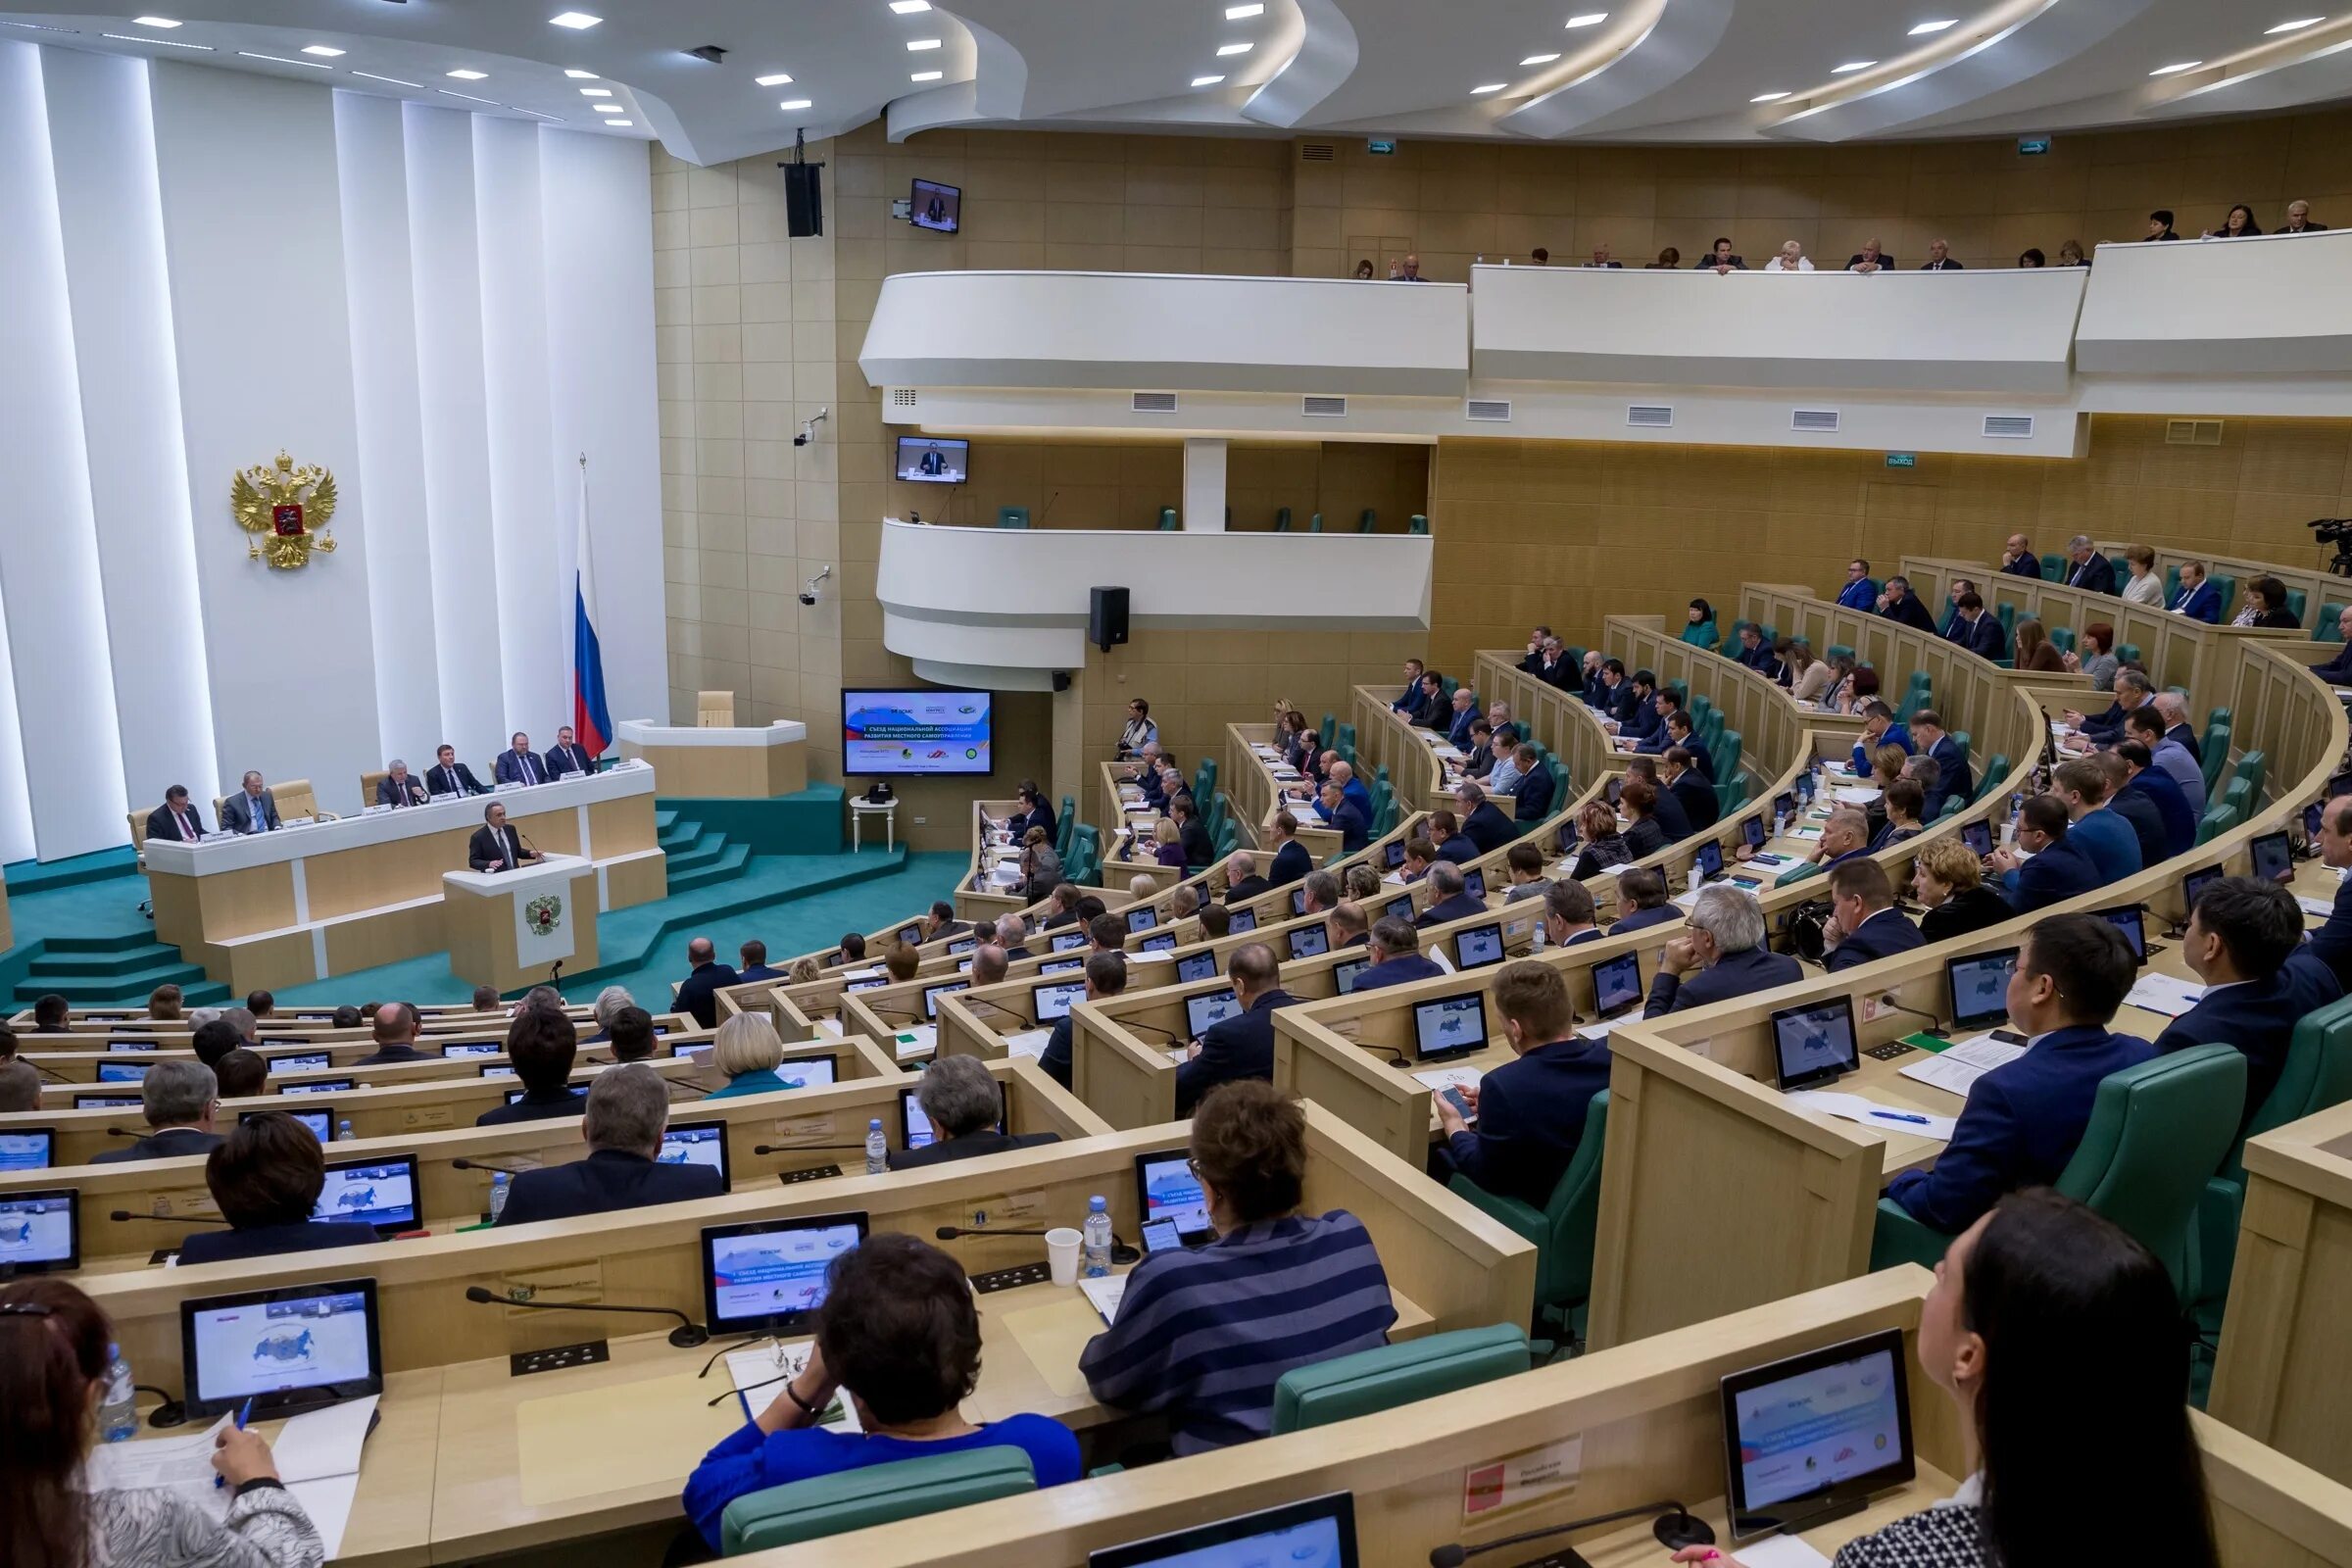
[495,732,547,788]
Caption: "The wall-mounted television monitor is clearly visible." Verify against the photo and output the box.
[844,689,993,776]
[896,435,970,484]
[911,178,962,234]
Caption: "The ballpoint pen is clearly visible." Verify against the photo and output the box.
[214,1397,255,1488]
[1869,1109,1932,1124]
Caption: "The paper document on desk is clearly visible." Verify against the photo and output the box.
[727,1342,862,1432]
[1412,1065,1484,1094]
[1898,1034,2026,1098]
[1731,1536,1833,1568]
[85,1400,373,1561]
[894,1025,937,1059]
[1788,1091,1957,1143]
[85,1414,233,1506]
[1080,1275,1126,1324]
[2125,972,2207,1017]
[1574,1015,1638,1042]
[1430,948,1455,974]
[1833,786,1882,805]
[2301,896,2340,919]
[1003,1027,1053,1059]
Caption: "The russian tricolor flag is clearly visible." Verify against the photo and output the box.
[571,460,613,758]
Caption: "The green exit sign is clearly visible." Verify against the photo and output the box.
[1886,452,1918,469]
[2017,134,2052,156]
[1366,137,1398,156]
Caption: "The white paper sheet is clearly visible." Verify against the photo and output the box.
[1735,1534,1834,1568]
[726,1341,862,1432]
[2299,896,2337,919]
[1080,1275,1127,1324]
[1897,1034,2026,1098]
[1003,1027,1052,1059]
[273,1396,376,1486]
[1788,1091,1957,1143]
[1411,1065,1484,1093]
[2124,973,2207,1017]
[893,1024,938,1059]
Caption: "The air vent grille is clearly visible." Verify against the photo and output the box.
[1299,142,1337,162]
[1627,404,1674,428]
[888,387,919,410]
[1790,409,1840,433]
[1301,395,1347,418]
[1132,391,1178,415]
[1465,399,1512,422]
[2166,417,2223,447]
[1983,415,2034,440]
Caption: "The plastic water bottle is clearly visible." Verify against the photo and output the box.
[489,1171,511,1222]
[335,1118,354,1143]
[1530,916,1547,953]
[1082,1196,1112,1278]
[864,1118,887,1175]
[99,1344,138,1443]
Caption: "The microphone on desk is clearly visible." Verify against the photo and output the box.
[1870,993,1948,1038]
[935,1224,1140,1265]
[666,1080,715,1099]
[102,1126,145,1139]
[26,1059,72,1083]
[956,996,1029,1027]
[752,1142,867,1155]
[451,1157,534,1177]
[1116,1018,1189,1045]
[110,1209,229,1225]
[462,1284,710,1348]
[1427,1498,1714,1567]
[862,1003,923,1024]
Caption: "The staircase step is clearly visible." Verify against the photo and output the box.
[654,809,680,833]
[15,961,223,1005]
[664,832,730,875]
[658,820,702,853]
[26,943,189,979]
[40,931,172,956]
[664,841,751,895]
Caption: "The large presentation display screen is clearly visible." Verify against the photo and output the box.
[844,689,993,776]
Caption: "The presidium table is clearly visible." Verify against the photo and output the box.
[144,765,666,994]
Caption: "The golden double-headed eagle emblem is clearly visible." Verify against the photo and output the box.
[230,451,339,570]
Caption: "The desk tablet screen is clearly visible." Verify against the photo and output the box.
[1126,906,1157,933]
[1228,906,1257,934]
[1741,816,1765,849]
[1463,869,1487,900]
[0,1130,53,1171]
[1960,820,1993,858]
[1333,956,1370,993]
[901,1089,937,1151]
[96,1062,148,1084]
[2181,865,2222,914]
[107,1039,158,1053]
[1186,989,1242,1037]
[1769,997,1858,1091]
[1291,888,1308,917]
[1135,1152,1211,1245]
[1139,932,1178,955]
[1288,923,1330,960]
[704,1213,867,1330]
[1033,980,1086,1021]
[443,1042,502,1057]
[1089,1494,1357,1568]
[1052,931,1089,953]
[314,1157,418,1231]
[774,1058,836,1092]
[1385,895,1414,922]
[184,1282,381,1417]
[1945,949,2017,1030]
[2252,830,2293,884]
[243,1107,333,1143]
[948,937,977,956]
[1592,954,1642,1016]
[1176,952,1218,984]
[281,1078,354,1097]
[1041,956,1085,975]
[845,978,888,993]
[271,1053,331,1073]
[1695,839,1724,878]
[504,1086,585,1106]
[479,1064,518,1080]
[0,1190,76,1273]
[660,1122,731,1185]
[1413,994,1486,1059]
[1454,923,1504,969]
[921,981,967,1021]
[1386,841,1407,868]
[1722,1329,1913,1539]
[1557,820,1580,856]
[2099,906,2147,962]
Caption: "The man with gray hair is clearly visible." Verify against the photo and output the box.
[378,759,428,807]
[2061,533,2116,595]
[92,1059,222,1163]
[219,1005,260,1050]
[887,1054,1059,1170]
[186,1005,224,1033]
[1446,684,1481,748]
[1416,860,1485,928]
[2066,667,2154,750]
[1299,868,1342,916]
[1454,778,1515,856]
[2151,690,2198,756]
[1222,850,1268,906]
[588,985,636,1043]
[492,1063,723,1225]
[968,944,1009,987]
[1170,884,1201,920]
[1644,885,1801,1016]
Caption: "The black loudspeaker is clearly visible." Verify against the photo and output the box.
[1089,588,1130,653]
[1052,671,1072,693]
[784,164,824,237]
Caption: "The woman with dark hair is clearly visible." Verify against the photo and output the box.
[2016,247,2045,267]
[2235,574,2300,628]
[1352,258,1376,279]
[1681,599,1718,648]
[683,1234,1079,1550]
[1675,1190,2217,1568]
[0,1278,323,1568]
[176,1111,380,1265]
[2205,204,2261,238]
[474,1004,581,1124]
[2060,621,2118,691]
[2010,617,2066,673]
[1646,246,1682,269]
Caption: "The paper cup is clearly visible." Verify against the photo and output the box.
[1046,1227,1083,1287]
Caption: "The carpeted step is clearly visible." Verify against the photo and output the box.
[664,840,751,896]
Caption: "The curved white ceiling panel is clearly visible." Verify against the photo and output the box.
[1242,0,1356,128]
[1498,0,1733,140]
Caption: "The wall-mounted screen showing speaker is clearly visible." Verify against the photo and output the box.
[911,178,961,233]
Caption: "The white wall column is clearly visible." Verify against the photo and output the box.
[1182,437,1228,533]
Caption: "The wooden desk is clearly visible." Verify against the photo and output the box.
[615,718,808,798]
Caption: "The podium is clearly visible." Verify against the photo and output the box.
[441,855,601,993]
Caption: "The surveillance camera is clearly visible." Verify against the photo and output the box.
[801,564,832,608]
[795,408,830,447]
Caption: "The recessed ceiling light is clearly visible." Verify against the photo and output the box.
[1217,41,1251,55]
[439,88,497,103]
[353,70,423,86]
[1192,74,1225,86]
[756,72,792,85]
[594,103,624,112]
[448,69,487,79]
[105,31,210,47]
[2267,17,2325,31]
[2149,59,2201,74]
[1472,81,1509,93]
[1750,89,1791,101]
[907,37,941,50]
[607,119,633,126]
[239,51,331,68]
[1907,18,1956,33]
[132,15,180,26]
[1227,3,1265,16]
[549,12,602,28]
[564,68,599,77]
[1522,51,1562,64]
[779,98,811,109]
[889,0,931,11]
[302,44,344,56]
[580,85,612,94]
[1565,12,1607,26]
[910,69,943,80]
[1831,60,1876,73]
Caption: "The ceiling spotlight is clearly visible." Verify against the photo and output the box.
[1907,18,1956,33]
[1192,74,1225,85]
[302,43,345,56]
[1750,89,1791,101]
[1831,60,1876,73]
[1217,41,1251,54]
[593,103,624,112]
[607,119,633,126]
[580,86,612,95]
[756,72,792,85]
[779,97,811,109]
[1226,2,1265,16]
[2148,59,2201,74]
[131,14,180,25]
[2267,16,2324,30]
[889,0,932,11]
[910,69,942,79]
[907,37,941,49]
[239,50,330,67]
[548,12,601,27]
[1471,81,1509,93]
[1565,12,1607,26]
[448,68,487,78]
[353,70,423,85]
[1522,51,1561,64]
[564,69,599,77]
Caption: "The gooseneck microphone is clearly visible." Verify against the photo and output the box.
[936,1224,1141,1265]
[463,1284,710,1348]
[1117,1018,1188,1044]
[110,1209,229,1225]
[451,1157,533,1177]
[1426,1499,1714,1567]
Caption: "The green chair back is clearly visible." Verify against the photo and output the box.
[1308,512,1325,532]
[1336,722,1357,755]
[1357,509,1377,533]
[2049,625,2076,655]
[1995,603,2016,639]
[2230,751,2266,810]
[1068,824,1102,886]
[1321,712,1336,747]
[1975,755,2010,805]
[2193,801,2235,847]
[1056,795,1077,859]
[2118,642,2141,666]
[1272,1325,1531,1433]
[1713,731,1742,785]
[1157,507,1179,531]
[2056,1043,2246,1301]
[1446,1093,1609,1332]
[997,507,1029,528]
[1273,506,1293,532]
[2201,724,2232,797]
[1826,644,1853,662]
[2164,564,2181,603]
[2285,587,2308,623]
[2221,775,2253,824]
[2038,552,2064,580]
[2208,573,2237,618]
[1408,514,1430,535]
[720,1448,1036,1554]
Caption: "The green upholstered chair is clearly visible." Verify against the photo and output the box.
[2221,775,2254,826]
[2284,586,2308,623]
[1408,514,1430,535]
[997,507,1029,528]
[1950,731,1972,768]
[1068,824,1102,886]
[1272,1324,1532,1431]
[1273,506,1294,532]
[1321,712,1336,746]
[2193,802,2236,847]
[2039,552,2065,580]
[1056,795,1077,859]
[1713,731,1742,787]
[720,1447,1037,1554]
[2229,751,2266,811]
[1308,512,1325,532]
[2049,625,2076,655]
[1994,603,2016,641]
[2164,564,2181,603]
[1446,1093,1609,1344]
[2208,573,2237,619]
[1336,722,1357,756]
[1826,644,1853,663]
[2204,705,2232,735]
[2201,724,2233,798]
[1870,1044,2246,1303]
[1157,508,1179,531]
[1975,755,2009,805]
[1357,509,1378,533]
[2118,642,2141,666]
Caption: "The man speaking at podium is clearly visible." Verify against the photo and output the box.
[467,803,542,873]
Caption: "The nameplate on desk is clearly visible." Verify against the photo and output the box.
[145,1187,223,1219]
[1462,1433,1586,1522]
[767,1114,838,1142]
[400,1105,456,1131]
[962,1191,1049,1228]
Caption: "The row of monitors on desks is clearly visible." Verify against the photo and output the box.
[81,1030,666,1064]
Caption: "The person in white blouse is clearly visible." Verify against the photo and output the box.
[2119,543,2166,608]
[1764,239,1814,272]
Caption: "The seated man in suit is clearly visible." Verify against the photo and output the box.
[1610,867,1682,935]
[219,771,280,835]
[1848,701,1913,774]
[2169,559,2223,623]
[1500,841,1551,906]
[377,759,429,808]
[1643,885,1801,1016]
[1875,575,1939,634]
[2159,877,2344,1133]
[1516,625,1556,674]
[2089,750,2166,870]
[1989,794,2104,913]
[888,1054,1058,1169]
[1907,710,1973,819]
[1662,746,1720,832]
[175,1111,379,1265]
[466,802,541,874]
[1846,237,1895,271]
[2152,691,2199,760]
[1509,746,1554,822]
[1391,659,1427,714]
[919,899,968,944]
[1350,915,1447,992]
[603,1004,659,1063]
[1630,690,1679,756]
[91,1059,224,1164]
[1538,878,1601,947]
[1039,883,1085,932]
[1040,952,1125,1089]
[1659,712,1713,784]
[2311,798,2352,993]
[1403,670,1449,730]
[2060,533,2117,595]
[2050,758,2142,885]
[1415,861,1486,929]
[1836,559,1878,612]
[546,726,597,779]
[2120,705,2206,814]
[1425,810,1478,866]
[1445,686,1481,748]
[1624,759,1690,841]
[1170,798,1216,867]
[2116,742,2195,860]
[495,1065,726,1225]
[1999,532,2041,577]
[1176,943,1294,1115]
[1328,760,1375,825]
[495,731,551,787]
[1886,915,2153,1234]
[1454,779,1516,856]
[1950,592,2007,662]
[1823,858,1927,973]
[476,1004,586,1124]
[1433,961,1608,1204]
[1459,717,1497,779]
[428,743,487,798]
[146,784,207,844]
[2310,606,2352,683]
[2063,670,2155,753]
[727,940,781,985]
[1265,811,1313,887]
[354,1000,428,1065]
[1221,850,1270,906]
[1327,899,1371,952]
[1731,622,1782,677]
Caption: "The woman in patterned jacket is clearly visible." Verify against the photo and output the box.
[1,1278,323,1568]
